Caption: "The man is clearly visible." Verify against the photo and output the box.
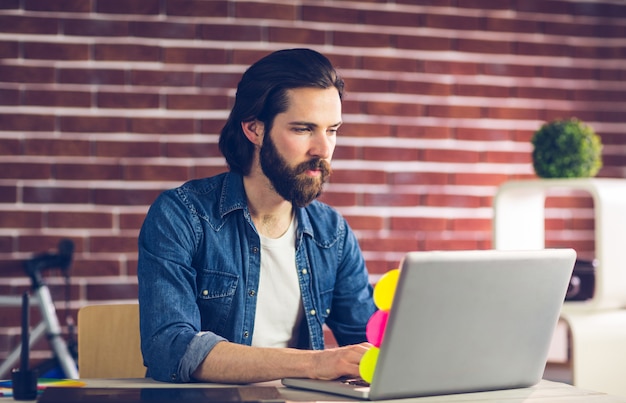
[137,48,377,384]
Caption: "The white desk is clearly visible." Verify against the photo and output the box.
[10,378,626,402]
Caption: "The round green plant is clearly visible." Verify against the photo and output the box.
[531,118,603,178]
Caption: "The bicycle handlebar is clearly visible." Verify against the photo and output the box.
[23,239,75,288]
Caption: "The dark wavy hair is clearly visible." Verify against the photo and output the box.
[218,48,344,175]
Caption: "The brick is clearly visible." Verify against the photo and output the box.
[129,69,194,87]
[302,5,361,24]
[95,140,161,158]
[0,40,18,58]
[0,0,19,8]
[390,172,450,185]
[340,123,392,138]
[396,126,452,139]
[359,236,419,253]
[0,162,51,179]
[517,41,571,57]
[362,56,420,73]
[197,72,240,89]
[119,212,148,231]
[72,258,124,277]
[362,9,420,27]
[0,65,55,83]
[343,215,384,230]
[487,107,541,120]
[59,116,127,133]
[423,148,481,163]
[96,0,159,14]
[396,81,452,96]
[90,235,138,254]
[163,47,228,65]
[24,138,90,156]
[428,105,482,119]
[165,142,222,159]
[334,31,391,48]
[0,210,43,228]
[200,24,262,41]
[165,0,228,17]
[516,0,572,14]
[390,217,447,231]
[482,63,537,77]
[130,118,195,134]
[94,44,161,62]
[97,92,159,109]
[86,282,138,300]
[0,186,17,203]
[424,60,479,75]
[93,188,162,206]
[365,101,423,116]
[165,93,229,110]
[484,17,541,34]
[193,165,228,179]
[47,211,113,229]
[58,68,126,85]
[235,2,296,20]
[455,127,515,142]
[23,90,91,107]
[25,0,91,12]
[0,16,58,34]
[424,14,481,30]
[268,27,325,45]
[55,163,122,180]
[23,41,89,60]
[123,164,192,182]
[23,186,90,204]
[0,138,20,154]
[458,38,513,54]
[317,191,357,206]
[0,113,55,131]
[328,169,387,184]
[130,21,197,39]
[362,147,419,161]
[363,192,421,207]
[63,18,129,36]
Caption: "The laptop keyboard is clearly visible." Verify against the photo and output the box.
[339,377,370,387]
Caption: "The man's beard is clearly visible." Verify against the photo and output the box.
[259,133,332,208]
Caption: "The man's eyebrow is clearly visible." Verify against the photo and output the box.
[288,121,343,127]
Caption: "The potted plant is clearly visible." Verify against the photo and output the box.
[531,118,603,178]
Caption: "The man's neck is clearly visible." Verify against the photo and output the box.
[243,174,294,239]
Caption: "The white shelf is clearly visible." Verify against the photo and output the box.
[493,178,626,311]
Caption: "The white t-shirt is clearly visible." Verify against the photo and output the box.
[251,216,304,348]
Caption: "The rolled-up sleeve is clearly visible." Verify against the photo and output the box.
[137,191,226,383]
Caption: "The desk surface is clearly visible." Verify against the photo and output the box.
[5,378,626,402]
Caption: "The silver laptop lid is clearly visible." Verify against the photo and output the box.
[369,248,575,400]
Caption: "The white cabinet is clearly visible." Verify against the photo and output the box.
[493,178,626,397]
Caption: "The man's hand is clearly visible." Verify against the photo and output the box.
[308,342,372,380]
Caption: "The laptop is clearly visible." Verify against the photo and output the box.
[282,248,576,400]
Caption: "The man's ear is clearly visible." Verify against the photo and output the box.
[241,120,264,146]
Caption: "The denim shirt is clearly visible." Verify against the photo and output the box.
[137,172,376,383]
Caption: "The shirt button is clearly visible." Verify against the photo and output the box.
[243,331,249,338]
[202,290,208,296]
[248,290,255,297]
[309,309,316,316]
[326,308,331,314]
[301,268,308,275]
[252,246,259,254]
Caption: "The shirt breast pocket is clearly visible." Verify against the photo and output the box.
[196,270,239,334]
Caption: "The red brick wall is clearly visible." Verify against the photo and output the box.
[1,0,625,361]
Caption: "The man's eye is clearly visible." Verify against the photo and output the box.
[294,127,311,133]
